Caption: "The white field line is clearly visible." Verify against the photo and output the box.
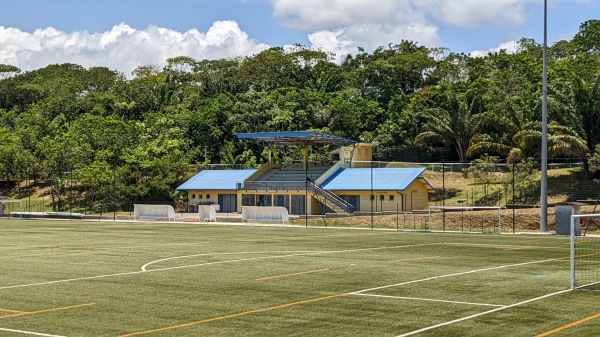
[396,289,572,337]
[140,251,321,271]
[140,243,442,271]
[351,257,563,295]
[352,293,505,307]
[0,327,66,337]
[442,243,563,250]
[0,243,441,291]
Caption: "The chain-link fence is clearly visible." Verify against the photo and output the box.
[1,158,599,233]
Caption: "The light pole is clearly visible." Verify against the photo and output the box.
[540,0,548,232]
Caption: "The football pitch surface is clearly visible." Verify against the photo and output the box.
[0,219,599,336]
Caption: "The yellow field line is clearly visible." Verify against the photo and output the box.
[256,269,329,281]
[0,303,95,319]
[120,293,348,337]
[536,311,600,337]
[390,256,440,263]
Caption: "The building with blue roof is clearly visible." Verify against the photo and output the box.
[177,132,433,215]
[177,169,257,212]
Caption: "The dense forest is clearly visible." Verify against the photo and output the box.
[0,20,599,205]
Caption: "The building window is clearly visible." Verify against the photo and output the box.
[191,194,196,199]
[389,195,394,201]
[380,195,385,201]
[257,194,272,206]
[242,194,256,206]
[370,195,375,200]
[206,194,210,199]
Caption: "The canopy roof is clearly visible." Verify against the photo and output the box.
[237,131,358,147]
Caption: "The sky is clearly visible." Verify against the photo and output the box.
[0,0,598,76]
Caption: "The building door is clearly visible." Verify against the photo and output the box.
[343,195,360,212]
[291,195,305,215]
[218,194,237,213]
[274,195,289,210]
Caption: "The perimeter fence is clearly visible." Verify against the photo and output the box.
[0,157,599,233]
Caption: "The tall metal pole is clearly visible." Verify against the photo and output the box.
[370,159,373,229]
[113,163,116,222]
[540,0,548,232]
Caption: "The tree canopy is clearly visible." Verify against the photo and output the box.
[1,21,600,207]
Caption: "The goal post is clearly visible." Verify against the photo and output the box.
[570,213,600,290]
[427,206,502,233]
[0,199,23,218]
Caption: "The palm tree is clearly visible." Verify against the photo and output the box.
[467,121,588,162]
[414,91,478,162]
[553,73,600,175]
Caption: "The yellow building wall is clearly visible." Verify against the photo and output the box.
[187,190,233,207]
[331,180,429,213]
[342,143,373,166]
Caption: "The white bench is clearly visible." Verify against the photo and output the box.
[134,204,176,221]
[198,205,217,222]
[241,206,289,224]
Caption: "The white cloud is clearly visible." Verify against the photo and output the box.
[0,21,269,76]
[413,0,528,28]
[271,0,417,30]
[308,23,439,63]
[470,40,519,57]
[271,0,439,59]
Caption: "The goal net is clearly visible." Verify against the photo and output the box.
[427,206,502,233]
[0,199,23,218]
[571,213,600,290]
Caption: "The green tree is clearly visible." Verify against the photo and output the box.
[464,154,501,202]
[414,87,479,162]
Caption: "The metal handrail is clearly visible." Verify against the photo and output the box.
[308,182,355,213]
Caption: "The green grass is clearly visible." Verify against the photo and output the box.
[0,219,599,336]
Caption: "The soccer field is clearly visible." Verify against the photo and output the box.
[0,219,599,336]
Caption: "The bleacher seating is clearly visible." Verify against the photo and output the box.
[256,167,331,182]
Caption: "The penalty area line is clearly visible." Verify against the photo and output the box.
[396,289,572,337]
[352,293,505,308]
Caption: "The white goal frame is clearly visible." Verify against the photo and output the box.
[428,206,502,233]
[0,199,23,219]
[570,213,600,290]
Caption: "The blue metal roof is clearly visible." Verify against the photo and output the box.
[177,169,257,190]
[320,168,426,191]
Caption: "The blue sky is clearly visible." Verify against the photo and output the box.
[0,0,598,75]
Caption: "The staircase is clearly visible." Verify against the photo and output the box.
[240,167,354,214]
[307,182,355,214]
